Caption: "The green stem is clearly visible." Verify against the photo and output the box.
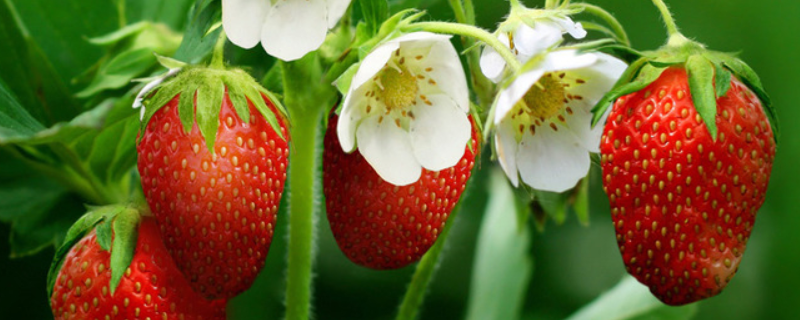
[575,3,631,46]
[445,0,493,108]
[396,194,467,320]
[280,55,330,320]
[117,0,126,28]
[404,22,520,72]
[446,0,468,27]
[651,0,680,36]
[544,0,558,9]
[463,0,475,25]
[49,144,118,204]
[210,29,227,69]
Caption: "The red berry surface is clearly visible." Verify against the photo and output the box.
[323,115,478,269]
[50,218,227,320]
[600,67,775,305]
[137,91,288,299]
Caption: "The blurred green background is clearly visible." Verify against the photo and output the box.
[1,0,799,319]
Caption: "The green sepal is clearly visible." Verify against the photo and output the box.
[719,55,779,143]
[46,204,126,298]
[195,76,225,153]
[591,60,666,126]
[95,220,113,251]
[109,208,140,295]
[138,66,288,152]
[713,61,732,99]
[686,54,718,139]
[155,53,188,70]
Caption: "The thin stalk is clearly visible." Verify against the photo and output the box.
[463,0,475,25]
[508,0,523,10]
[651,0,680,36]
[210,30,227,69]
[49,144,118,204]
[544,0,558,9]
[117,0,126,28]
[396,195,467,320]
[446,0,494,108]
[575,3,630,46]
[446,0,468,28]
[280,56,328,320]
[404,22,520,71]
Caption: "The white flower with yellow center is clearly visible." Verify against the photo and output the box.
[480,15,586,83]
[222,0,352,61]
[338,32,471,186]
[494,49,626,192]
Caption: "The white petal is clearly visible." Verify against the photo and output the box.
[494,67,545,124]
[409,95,471,171]
[349,41,398,92]
[542,49,598,73]
[222,0,268,49]
[327,0,351,29]
[562,100,600,152]
[261,0,328,61]
[554,16,587,39]
[494,120,520,187]
[336,89,368,152]
[516,124,590,192]
[514,22,562,58]
[480,45,506,83]
[565,53,627,105]
[356,115,422,186]
[422,38,470,112]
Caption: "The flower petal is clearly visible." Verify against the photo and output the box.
[479,33,510,83]
[554,16,587,39]
[261,0,328,61]
[516,123,590,192]
[356,115,422,186]
[348,41,398,92]
[542,49,598,73]
[495,120,520,187]
[514,22,562,58]
[222,0,268,49]
[337,88,369,152]
[495,67,545,124]
[409,95,471,171]
[422,37,470,112]
[327,0,351,29]
[564,53,627,106]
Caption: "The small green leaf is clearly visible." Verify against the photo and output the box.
[574,177,590,226]
[592,61,665,126]
[531,188,568,225]
[76,48,157,98]
[155,53,188,70]
[686,54,718,139]
[95,220,113,251]
[109,208,141,294]
[0,77,45,141]
[87,21,149,46]
[565,276,697,320]
[227,82,250,124]
[465,169,533,320]
[360,0,389,36]
[173,0,221,64]
[714,63,732,98]
[178,83,198,133]
[195,77,225,153]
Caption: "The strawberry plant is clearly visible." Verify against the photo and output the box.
[0,0,790,319]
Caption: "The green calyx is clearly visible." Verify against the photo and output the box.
[46,204,143,300]
[591,1,778,144]
[138,64,288,153]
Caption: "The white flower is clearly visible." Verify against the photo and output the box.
[493,49,626,192]
[222,0,352,61]
[480,16,586,83]
[338,32,471,186]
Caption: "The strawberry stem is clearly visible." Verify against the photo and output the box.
[210,29,226,69]
[651,0,681,37]
[573,3,630,46]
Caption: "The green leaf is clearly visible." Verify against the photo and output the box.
[531,188,569,226]
[686,54,718,139]
[173,0,221,64]
[465,169,533,320]
[359,0,388,36]
[109,208,141,294]
[125,0,194,30]
[574,177,590,226]
[195,77,225,153]
[714,62,732,99]
[565,276,697,320]
[156,53,187,70]
[76,48,158,98]
[591,59,665,126]
[0,77,45,141]
[87,21,150,46]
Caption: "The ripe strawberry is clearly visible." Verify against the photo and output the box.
[323,114,478,269]
[137,67,289,299]
[50,213,226,320]
[599,67,775,305]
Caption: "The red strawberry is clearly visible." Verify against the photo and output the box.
[600,67,775,305]
[323,114,478,269]
[50,216,226,320]
[137,67,289,299]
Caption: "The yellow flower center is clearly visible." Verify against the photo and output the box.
[508,73,568,141]
[379,66,418,112]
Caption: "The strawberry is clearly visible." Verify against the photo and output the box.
[136,66,289,299]
[600,67,775,305]
[594,1,779,305]
[323,114,478,269]
[49,208,226,319]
